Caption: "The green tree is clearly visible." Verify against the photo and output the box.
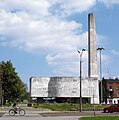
[0,60,27,103]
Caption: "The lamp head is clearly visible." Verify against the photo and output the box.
[97,47,105,50]
[77,50,80,53]
[82,48,86,51]
[77,49,86,53]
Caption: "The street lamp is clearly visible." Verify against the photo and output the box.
[97,47,105,103]
[77,48,86,112]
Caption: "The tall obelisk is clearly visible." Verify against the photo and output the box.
[88,13,98,78]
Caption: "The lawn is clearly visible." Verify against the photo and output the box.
[80,116,119,120]
[33,104,79,111]
[32,103,105,111]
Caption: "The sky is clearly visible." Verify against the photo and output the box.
[0,0,119,88]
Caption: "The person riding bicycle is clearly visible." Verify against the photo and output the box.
[13,102,18,113]
[9,103,25,116]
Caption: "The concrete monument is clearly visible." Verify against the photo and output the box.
[30,13,99,104]
[88,13,98,78]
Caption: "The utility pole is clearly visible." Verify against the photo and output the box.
[78,49,85,112]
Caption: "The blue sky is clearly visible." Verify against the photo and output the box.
[0,0,119,88]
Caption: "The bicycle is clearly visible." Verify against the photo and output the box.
[9,106,26,116]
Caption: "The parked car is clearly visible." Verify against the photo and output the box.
[103,104,119,113]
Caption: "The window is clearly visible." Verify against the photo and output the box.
[117,93,119,97]
[117,86,119,90]
[109,86,112,89]
[109,86,113,91]
[109,99,112,104]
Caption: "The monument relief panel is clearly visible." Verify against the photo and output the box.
[30,77,50,97]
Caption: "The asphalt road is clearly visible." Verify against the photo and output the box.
[40,111,119,117]
[0,112,5,117]
[0,112,80,120]
[1,111,119,120]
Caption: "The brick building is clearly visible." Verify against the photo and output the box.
[103,78,119,104]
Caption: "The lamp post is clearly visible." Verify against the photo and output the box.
[93,87,96,116]
[97,47,105,103]
[78,49,86,112]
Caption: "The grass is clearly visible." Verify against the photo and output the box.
[80,116,119,120]
[32,103,105,111]
[33,104,79,111]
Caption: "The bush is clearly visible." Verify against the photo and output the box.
[27,103,32,107]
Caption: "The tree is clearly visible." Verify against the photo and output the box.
[0,60,27,104]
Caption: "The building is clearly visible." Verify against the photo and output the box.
[29,13,100,104]
[103,78,119,104]
[30,76,99,104]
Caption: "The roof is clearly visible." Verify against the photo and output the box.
[103,78,119,83]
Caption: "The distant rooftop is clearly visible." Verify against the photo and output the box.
[103,78,119,82]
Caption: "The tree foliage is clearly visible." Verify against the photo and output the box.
[0,60,27,103]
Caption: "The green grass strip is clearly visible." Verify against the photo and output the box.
[80,116,119,120]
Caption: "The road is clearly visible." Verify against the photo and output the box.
[1,110,119,120]
[0,112,80,120]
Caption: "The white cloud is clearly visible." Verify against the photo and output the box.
[0,8,88,76]
[98,0,119,7]
[0,0,96,17]
[47,51,88,76]
[0,0,50,17]
[49,0,96,17]
[0,0,100,76]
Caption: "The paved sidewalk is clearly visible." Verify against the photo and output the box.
[0,106,103,120]
[0,112,80,120]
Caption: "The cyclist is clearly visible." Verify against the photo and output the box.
[13,102,18,113]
